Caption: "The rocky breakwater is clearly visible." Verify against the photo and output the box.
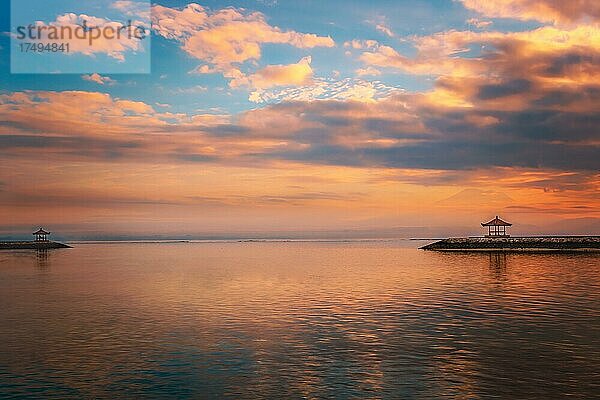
[0,241,72,250]
[421,236,600,252]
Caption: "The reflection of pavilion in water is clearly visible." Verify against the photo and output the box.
[488,252,507,279]
[36,249,50,269]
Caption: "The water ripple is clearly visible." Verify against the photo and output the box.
[0,243,599,398]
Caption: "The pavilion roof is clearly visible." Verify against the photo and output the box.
[33,228,50,235]
[481,216,512,227]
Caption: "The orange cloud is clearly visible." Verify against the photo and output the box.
[0,91,163,136]
[1,85,597,172]
[460,0,600,25]
[26,13,148,61]
[352,24,600,114]
[232,57,315,102]
[152,3,334,81]
[356,25,600,79]
[82,73,115,85]
[0,88,597,234]
[355,67,381,77]
[244,57,314,89]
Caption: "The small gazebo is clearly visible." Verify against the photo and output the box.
[33,228,51,242]
[481,216,512,237]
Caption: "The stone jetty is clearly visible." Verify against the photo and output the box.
[421,236,600,252]
[0,241,71,250]
[0,228,71,250]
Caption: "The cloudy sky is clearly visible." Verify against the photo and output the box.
[0,0,598,238]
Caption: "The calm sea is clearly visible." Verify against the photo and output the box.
[0,241,599,399]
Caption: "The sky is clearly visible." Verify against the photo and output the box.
[0,0,599,238]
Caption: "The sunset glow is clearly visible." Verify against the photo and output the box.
[1,0,598,238]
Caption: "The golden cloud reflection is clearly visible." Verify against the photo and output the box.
[1,243,599,397]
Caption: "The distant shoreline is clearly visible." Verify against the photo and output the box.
[66,238,405,244]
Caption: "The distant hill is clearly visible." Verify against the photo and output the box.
[438,188,514,207]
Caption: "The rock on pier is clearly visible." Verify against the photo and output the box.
[0,241,71,250]
[421,236,600,252]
